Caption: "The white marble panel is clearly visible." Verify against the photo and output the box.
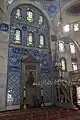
[0,31,9,110]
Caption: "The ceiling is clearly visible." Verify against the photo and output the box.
[0,0,80,24]
[67,3,80,15]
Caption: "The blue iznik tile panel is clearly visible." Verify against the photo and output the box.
[42,0,70,17]
[7,45,52,105]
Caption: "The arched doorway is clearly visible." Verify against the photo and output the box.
[21,56,40,108]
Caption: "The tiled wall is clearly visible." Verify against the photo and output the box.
[7,46,52,106]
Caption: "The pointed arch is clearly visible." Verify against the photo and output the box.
[60,57,67,71]
[7,0,54,34]
[15,8,21,19]
[27,31,34,46]
[14,29,22,44]
[27,8,33,22]
[39,34,45,48]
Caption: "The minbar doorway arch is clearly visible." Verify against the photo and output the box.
[20,55,40,108]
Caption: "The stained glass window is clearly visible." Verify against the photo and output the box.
[27,9,33,22]
[39,16,43,24]
[14,29,21,44]
[39,35,45,47]
[70,43,76,54]
[27,32,33,46]
[74,23,79,31]
[7,0,14,4]
[63,24,70,32]
[16,8,21,19]
[72,62,77,71]
[59,41,64,52]
[61,58,66,71]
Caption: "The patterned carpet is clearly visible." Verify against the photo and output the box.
[0,107,80,120]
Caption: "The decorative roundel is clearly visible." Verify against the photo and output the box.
[22,26,27,31]
[48,4,57,14]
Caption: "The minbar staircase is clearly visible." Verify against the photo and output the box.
[60,81,71,103]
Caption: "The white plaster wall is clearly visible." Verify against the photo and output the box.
[54,11,80,29]
[52,0,80,74]
[0,31,9,110]
[53,0,80,27]
[65,54,72,72]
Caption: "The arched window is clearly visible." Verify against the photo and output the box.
[14,29,21,44]
[39,16,43,24]
[27,8,33,22]
[61,58,67,71]
[72,62,77,71]
[27,32,33,46]
[74,23,79,31]
[10,5,49,47]
[39,34,45,47]
[70,43,76,54]
[15,8,21,19]
[63,24,70,32]
[59,41,64,52]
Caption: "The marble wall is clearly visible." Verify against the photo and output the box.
[0,28,9,110]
